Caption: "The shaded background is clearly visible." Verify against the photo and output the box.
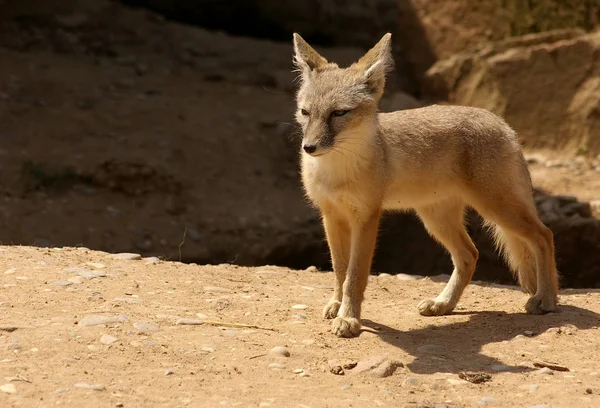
[1,0,600,287]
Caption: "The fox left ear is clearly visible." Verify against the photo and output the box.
[356,33,394,96]
[293,33,328,81]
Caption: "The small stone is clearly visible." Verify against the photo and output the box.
[108,253,142,261]
[144,257,161,265]
[78,314,128,327]
[53,281,74,286]
[478,396,498,406]
[175,318,204,325]
[396,273,423,280]
[352,355,403,378]
[341,384,352,390]
[586,388,593,394]
[86,262,106,269]
[291,304,308,310]
[76,270,106,280]
[378,273,392,278]
[133,322,160,332]
[402,377,419,386]
[533,367,554,375]
[74,382,105,391]
[293,369,304,374]
[270,346,290,357]
[99,334,119,345]
[269,362,285,369]
[524,330,534,337]
[165,369,174,376]
[1,383,16,393]
[299,372,310,377]
[305,266,318,272]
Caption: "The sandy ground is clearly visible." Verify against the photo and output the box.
[1,245,600,408]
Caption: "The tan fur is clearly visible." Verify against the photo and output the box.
[292,33,559,338]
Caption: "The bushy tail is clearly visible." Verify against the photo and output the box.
[488,222,537,294]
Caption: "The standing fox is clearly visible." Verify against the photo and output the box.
[292,33,559,338]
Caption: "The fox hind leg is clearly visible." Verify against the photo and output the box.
[415,198,479,316]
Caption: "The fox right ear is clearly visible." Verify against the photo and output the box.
[293,33,328,80]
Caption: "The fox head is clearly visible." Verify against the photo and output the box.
[292,33,393,157]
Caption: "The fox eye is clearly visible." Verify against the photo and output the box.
[332,109,350,117]
[300,109,309,116]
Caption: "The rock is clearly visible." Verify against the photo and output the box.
[100,334,119,345]
[524,330,534,337]
[144,257,161,265]
[78,315,128,327]
[86,262,106,269]
[133,322,160,332]
[0,383,16,394]
[304,266,318,273]
[270,346,290,357]
[478,396,499,406]
[396,273,423,281]
[175,318,204,325]
[533,367,554,375]
[108,253,142,261]
[291,304,308,310]
[165,369,175,376]
[74,382,105,391]
[268,362,285,370]
[76,270,107,280]
[53,281,74,286]
[425,30,600,156]
[351,355,403,378]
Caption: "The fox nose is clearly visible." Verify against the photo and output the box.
[303,144,317,154]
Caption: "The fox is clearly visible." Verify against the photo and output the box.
[291,32,559,338]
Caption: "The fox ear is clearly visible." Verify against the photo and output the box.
[356,33,393,96]
[293,33,328,80]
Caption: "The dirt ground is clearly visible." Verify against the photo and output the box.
[1,246,600,408]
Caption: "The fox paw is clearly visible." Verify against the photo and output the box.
[331,316,361,338]
[323,300,341,319]
[525,294,558,315]
[418,298,454,316]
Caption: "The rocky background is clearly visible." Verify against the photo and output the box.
[1,0,600,287]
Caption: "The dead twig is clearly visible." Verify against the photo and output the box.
[203,320,277,332]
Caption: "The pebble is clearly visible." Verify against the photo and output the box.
[108,253,142,261]
[1,383,16,393]
[519,384,539,393]
[144,257,161,265]
[305,266,318,272]
[270,346,290,357]
[292,314,307,320]
[478,396,498,406]
[78,314,128,327]
[176,318,204,325]
[86,262,106,269]
[352,355,403,378]
[53,281,74,286]
[67,276,85,285]
[293,369,304,374]
[402,377,419,386]
[165,369,175,376]
[99,334,119,345]
[133,322,160,332]
[341,384,352,390]
[378,273,392,278]
[396,273,423,280]
[269,362,285,369]
[76,270,107,280]
[524,330,534,337]
[74,382,105,391]
[533,367,554,375]
[299,372,310,378]
[291,304,308,310]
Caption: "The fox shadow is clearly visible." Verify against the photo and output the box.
[361,298,600,375]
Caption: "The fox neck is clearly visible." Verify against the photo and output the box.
[302,116,381,184]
